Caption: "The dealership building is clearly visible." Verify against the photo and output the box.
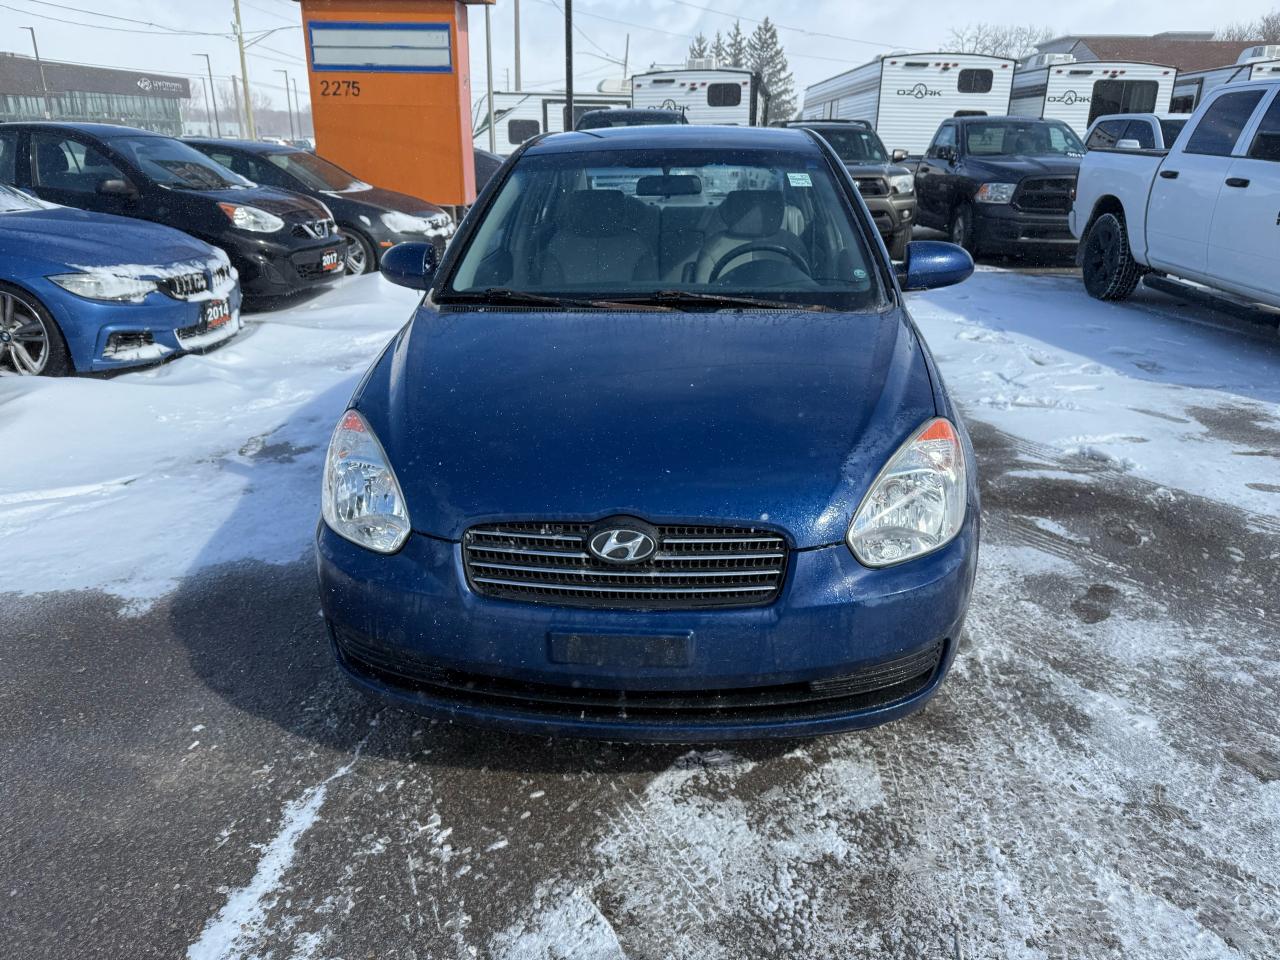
[0,53,190,136]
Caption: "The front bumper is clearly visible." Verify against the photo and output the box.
[973,203,1076,251]
[862,193,916,241]
[316,516,979,741]
[224,233,348,297]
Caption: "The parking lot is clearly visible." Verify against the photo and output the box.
[3,264,1278,959]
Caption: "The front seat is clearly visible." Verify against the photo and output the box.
[35,141,72,189]
[695,190,809,283]
[543,190,657,286]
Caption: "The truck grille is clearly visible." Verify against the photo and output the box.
[463,521,788,609]
[291,217,336,239]
[854,177,889,196]
[1013,177,1075,214]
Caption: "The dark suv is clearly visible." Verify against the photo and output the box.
[0,122,346,299]
[779,120,916,259]
[914,117,1084,257]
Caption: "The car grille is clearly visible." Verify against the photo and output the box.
[291,217,337,239]
[462,521,788,609]
[333,624,946,724]
[158,262,235,300]
[1013,177,1075,214]
[854,177,889,196]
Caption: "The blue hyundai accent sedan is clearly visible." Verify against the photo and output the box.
[316,126,979,741]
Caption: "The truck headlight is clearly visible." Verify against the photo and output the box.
[218,202,285,233]
[889,174,915,195]
[847,418,968,567]
[322,409,411,554]
[975,183,1016,204]
[49,272,158,303]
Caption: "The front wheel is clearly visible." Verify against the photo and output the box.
[948,203,979,255]
[340,229,375,276]
[0,283,72,377]
[1082,212,1143,301]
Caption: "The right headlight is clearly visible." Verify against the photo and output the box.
[322,409,411,554]
[974,182,1016,204]
[48,272,158,303]
[218,202,285,233]
[846,418,967,567]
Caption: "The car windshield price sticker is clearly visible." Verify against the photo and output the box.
[787,172,813,187]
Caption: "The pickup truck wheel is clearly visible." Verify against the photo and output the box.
[1082,213,1143,301]
[948,204,979,255]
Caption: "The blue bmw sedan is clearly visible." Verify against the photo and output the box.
[0,184,241,376]
[317,126,979,741]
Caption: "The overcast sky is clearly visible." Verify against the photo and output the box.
[1,0,1276,111]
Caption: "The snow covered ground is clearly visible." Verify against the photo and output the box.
[3,268,1279,960]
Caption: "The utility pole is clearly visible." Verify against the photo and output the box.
[622,34,630,90]
[276,68,296,140]
[197,75,214,134]
[563,0,573,131]
[22,27,52,119]
[513,0,521,91]
[292,77,305,137]
[232,0,257,139]
[484,3,495,152]
[232,76,244,136]
[195,54,221,137]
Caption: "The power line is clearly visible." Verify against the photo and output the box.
[663,0,908,50]
[4,0,234,36]
[241,1,297,25]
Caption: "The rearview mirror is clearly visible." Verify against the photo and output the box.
[898,240,973,292]
[891,148,909,163]
[98,178,136,197]
[1115,138,1142,151]
[380,241,438,291]
[636,174,702,197]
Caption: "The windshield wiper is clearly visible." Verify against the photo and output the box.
[609,289,832,312]
[440,288,671,310]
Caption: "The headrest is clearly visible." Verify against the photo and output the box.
[719,190,784,237]
[559,190,628,238]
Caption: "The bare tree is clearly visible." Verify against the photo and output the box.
[948,23,1055,60]
[1217,10,1280,42]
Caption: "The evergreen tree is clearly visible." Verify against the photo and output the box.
[687,33,709,61]
[748,17,797,121]
[710,31,727,65]
[726,20,748,69]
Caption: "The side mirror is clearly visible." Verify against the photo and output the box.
[1115,138,1142,151]
[937,145,957,163]
[898,240,974,292]
[891,148,909,163]
[380,241,438,291]
[98,178,136,197]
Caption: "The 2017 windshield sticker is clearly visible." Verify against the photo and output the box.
[787,172,813,187]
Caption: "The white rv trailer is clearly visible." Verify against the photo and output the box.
[1010,55,1176,137]
[1170,45,1280,113]
[473,90,632,156]
[800,53,1016,156]
[631,65,769,126]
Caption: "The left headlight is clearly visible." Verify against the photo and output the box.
[322,409,411,554]
[48,272,158,303]
[975,182,1016,204]
[889,174,915,195]
[218,202,285,233]
[847,418,968,567]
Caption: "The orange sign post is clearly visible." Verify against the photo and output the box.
[297,0,494,207]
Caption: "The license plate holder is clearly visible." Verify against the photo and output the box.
[202,298,231,330]
[547,632,693,668]
[320,248,341,272]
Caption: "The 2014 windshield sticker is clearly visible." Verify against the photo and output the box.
[787,172,813,187]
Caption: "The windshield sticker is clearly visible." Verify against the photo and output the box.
[787,172,813,188]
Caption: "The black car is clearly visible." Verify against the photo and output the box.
[914,117,1085,256]
[575,108,688,131]
[187,139,456,276]
[0,123,345,299]
[780,120,917,260]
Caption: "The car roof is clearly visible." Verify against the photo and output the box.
[527,124,819,155]
[3,120,164,139]
[952,116,1063,125]
[185,137,293,153]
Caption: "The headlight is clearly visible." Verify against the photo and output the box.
[975,182,1016,204]
[889,174,915,195]
[847,418,968,567]
[48,272,158,303]
[321,409,411,554]
[218,203,285,233]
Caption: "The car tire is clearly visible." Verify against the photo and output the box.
[1082,212,1143,302]
[888,230,910,261]
[948,203,979,256]
[340,229,376,276]
[0,282,73,377]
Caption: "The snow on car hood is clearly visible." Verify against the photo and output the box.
[69,248,238,302]
[0,205,218,268]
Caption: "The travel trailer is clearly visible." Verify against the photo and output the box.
[473,91,632,156]
[801,53,1016,157]
[631,64,770,126]
[1170,45,1280,112]
[1011,54,1176,137]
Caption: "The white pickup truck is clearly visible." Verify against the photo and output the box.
[1071,79,1280,307]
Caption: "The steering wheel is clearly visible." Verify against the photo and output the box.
[708,243,811,283]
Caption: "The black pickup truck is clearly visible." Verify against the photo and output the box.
[914,117,1085,256]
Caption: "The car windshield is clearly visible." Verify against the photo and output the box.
[580,112,683,130]
[965,122,1085,157]
[110,136,252,190]
[442,147,885,311]
[266,151,369,192]
[815,128,888,164]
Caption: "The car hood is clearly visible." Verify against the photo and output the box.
[844,162,913,178]
[173,184,329,218]
[967,155,1081,178]
[356,306,938,548]
[0,206,216,268]
[325,184,445,217]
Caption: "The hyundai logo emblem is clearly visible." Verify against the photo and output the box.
[588,526,657,565]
